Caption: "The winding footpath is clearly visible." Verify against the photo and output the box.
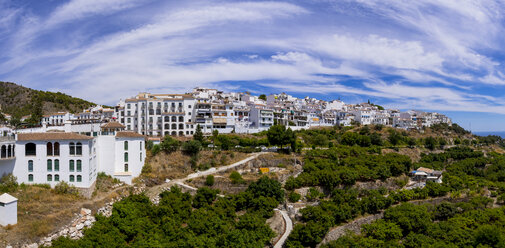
[274,209,293,248]
[146,152,266,200]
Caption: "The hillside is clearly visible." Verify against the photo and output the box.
[0,81,95,118]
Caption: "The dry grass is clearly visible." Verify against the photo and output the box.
[144,150,250,182]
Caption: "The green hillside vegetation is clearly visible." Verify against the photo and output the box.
[0,81,96,126]
[283,124,505,247]
[324,198,503,248]
[49,177,283,247]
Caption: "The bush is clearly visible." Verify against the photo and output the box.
[0,174,18,193]
[288,191,301,202]
[230,171,244,184]
[183,140,202,156]
[205,175,215,186]
[53,181,79,196]
[151,144,161,156]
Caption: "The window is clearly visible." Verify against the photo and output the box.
[25,143,36,156]
[69,142,75,155]
[140,142,142,149]
[124,152,128,162]
[171,116,176,122]
[70,160,75,171]
[140,153,142,161]
[54,142,60,156]
[124,141,128,150]
[47,174,52,181]
[77,160,82,172]
[77,175,82,182]
[76,142,82,155]
[179,116,184,122]
[47,142,53,156]
[124,164,128,172]
[54,159,59,171]
[55,175,59,182]
[70,175,75,182]
[28,174,33,182]
[47,159,52,171]
[28,160,33,172]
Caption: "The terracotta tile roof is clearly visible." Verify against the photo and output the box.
[17,132,93,141]
[116,132,145,138]
[101,122,126,129]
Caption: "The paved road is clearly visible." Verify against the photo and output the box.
[146,152,265,199]
[274,209,293,248]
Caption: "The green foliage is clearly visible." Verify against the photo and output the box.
[182,140,201,156]
[0,174,18,193]
[247,176,284,203]
[50,179,277,248]
[288,191,301,202]
[150,144,160,156]
[205,175,215,186]
[193,124,204,142]
[145,140,153,150]
[160,136,180,153]
[258,94,267,101]
[266,124,296,149]
[229,171,244,184]
[53,181,79,196]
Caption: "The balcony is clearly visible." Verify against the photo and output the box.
[0,137,15,160]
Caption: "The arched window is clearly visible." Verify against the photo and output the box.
[70,175,75,182]
[171,116,176,122]
[69,142,75,155]
[1,145,6,158]
[54,159,59,171]
[69,160,75,172]
[124,141,128,151]
[124,164,128,172]
[77,175,82,182]
[179,116,184,122]
[179,131,184,136]
[156,109,161,115]
[164,131,169,136]
[124,152,128,162]
[7,145,11,157]
[28,160,33,172]
[28,174,33,182]
[171,131,176,135]
[164,124,169,129]
[55,174,60,181]
[76,142,82,155]
[149,109,154,115]
[47,142,53,156]
[179,124,184,129]
[172,123,177,129]
[54,142,60,156]
[47,174,52,181]
[47,159,52,171]
[164,116,169,122]
[76,160,82,172]
[25,143,36,156]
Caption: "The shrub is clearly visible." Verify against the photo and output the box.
[0,174,18,193]
[288,191,301,202]
[230,171,244,184]
[53,181,79,196]
[183,140,202,156]
[151,144,160,155]
[205,175,215,186]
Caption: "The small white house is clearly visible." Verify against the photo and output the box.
[0,193,17,226]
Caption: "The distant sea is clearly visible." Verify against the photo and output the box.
[473,131,505,138]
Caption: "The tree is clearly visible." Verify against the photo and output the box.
[193,124,204,142]
[160,136,180,153]
[266,124,296,149]
[259,94,267,101]
[247,176,284,203]
[182,140,201,156]
[424,137,438,150]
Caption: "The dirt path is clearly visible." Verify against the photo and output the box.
[273,209,293,248]
[146,152,266,200]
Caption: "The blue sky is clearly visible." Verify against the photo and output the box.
[1,0,505,131]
